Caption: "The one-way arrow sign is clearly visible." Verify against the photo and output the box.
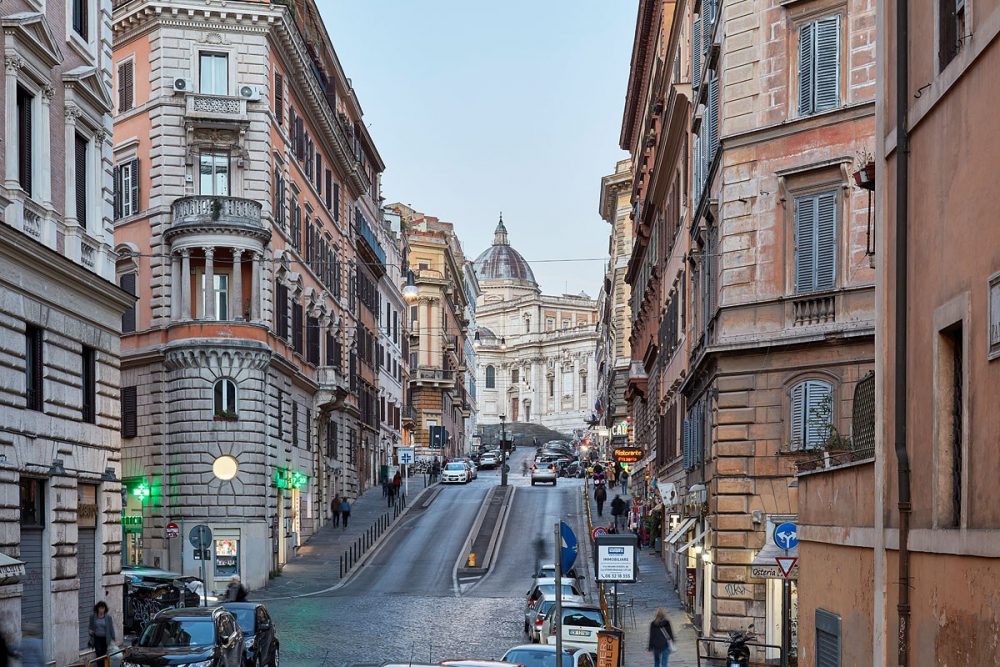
[775,556,798,578]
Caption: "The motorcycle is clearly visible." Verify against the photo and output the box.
[726,623,755,667]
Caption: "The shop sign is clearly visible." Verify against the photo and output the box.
[685,567,697,597]
[612,447,643,463]
[611,420,629,437]
[596,629,623,667]
[990,272,1000,360]
[594,535,638,583]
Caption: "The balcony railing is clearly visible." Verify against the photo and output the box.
[185,94,247,122]
[355,210,386,266]
[792,293,836,326]
[171,196,264,231]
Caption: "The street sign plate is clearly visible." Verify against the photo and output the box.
[397,447,415,465]
[773,522,798,550]
[591,526,607,540]
[775,556,798,578]
[560,521,578,574]
[165,522,179,539]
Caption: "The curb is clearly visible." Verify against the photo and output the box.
[455,484,515,577]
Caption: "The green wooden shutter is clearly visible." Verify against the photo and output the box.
[117,63,127,112]
[708,77,719,162]
[814,16,841,112]
[121,386,138,438]
[816,609,841,667]
[790,382,806,450]
[798,22,815,114]
[692,18,702,88]
[274,71,284,125]
[795,195,817,293]
[815,191,837,290]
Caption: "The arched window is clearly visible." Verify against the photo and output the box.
[790,379,833,450]
[214,378,238,418]
[485,365,496,389]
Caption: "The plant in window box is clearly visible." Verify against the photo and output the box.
[852,147,876,191]
[214,409,238,421]
[210,198,223,221]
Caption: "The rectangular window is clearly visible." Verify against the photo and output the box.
[16,86,33,197]
[305,409,311,450]
[120,272,137,332]
[75,133,89,230]
[325,170,332,209]
[275,282,289,339]
[273,71,284,124]
[798,16,840,116]
[294,116,304,160]
[333,182,340,221]
[291,401,298,446]
[315,153,323,193]
[326,420,338,459]
[939,0,965,70]
[117,61,134,112]
[121,386,137,438]
[794,191,838,293]
[201,273,229,321]
[790,380,833,450]
[199,52,229,95]
[273,166,285,228]
[72,0,89,40]
[307,315,320,365]
[815,609,841,667]
[114,158,140,220]
[292,302,304,354]
[938,323,964,527]
[276,389,284,439]
[19,478,45,527]
[81,346,96,423]
[25,325,43,411]
[199,152,230,196]
[511,369,519,384]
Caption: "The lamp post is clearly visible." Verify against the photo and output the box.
[499,413,508,487]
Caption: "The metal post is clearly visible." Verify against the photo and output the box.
[781,579,791,667]
[613,582,619,628]
[500,414,508,487]
[554,521,563,666]
[405,462,409,497]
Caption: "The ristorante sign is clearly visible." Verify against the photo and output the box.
[612,447,643,463]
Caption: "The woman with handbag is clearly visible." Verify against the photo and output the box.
[88,601,116,658]
[647,607,675,667]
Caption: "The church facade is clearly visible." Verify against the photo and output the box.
[472,219,599,434]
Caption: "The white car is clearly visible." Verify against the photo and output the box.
[479,452,500,469]
[441,461,470,484]
[541,604,606,652]
[502,644,595,667]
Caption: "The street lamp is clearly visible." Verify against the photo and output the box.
[499,413,508,487]
[402,269,419,304]
[499,336,507,352]
[473,330,482,350]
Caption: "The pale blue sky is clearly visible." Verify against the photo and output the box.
[320,1,637,296]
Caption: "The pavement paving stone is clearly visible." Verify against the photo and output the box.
[586,490,701,667]
[257,474,435,599]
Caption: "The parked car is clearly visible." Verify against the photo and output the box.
[526,598,556,642]
[501,644,595,667]
[534,563,580,581]
[440,661,523,666]
[442,461,471,484]
[524,579,584,630]
[541,604,606,652]
[122,566,205,635]
[479,452,500,469]
[220,602,279,667]
[559,461,585,478]
[122,606,243,667]
[531,461,558,486]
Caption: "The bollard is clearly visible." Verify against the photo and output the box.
[339,555,343,578]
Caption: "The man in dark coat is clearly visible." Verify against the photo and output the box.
[610,494,627,532]
[595,484,608,517]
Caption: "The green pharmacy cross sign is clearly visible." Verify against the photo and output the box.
[274,468,308,490]
[132,482,150,501]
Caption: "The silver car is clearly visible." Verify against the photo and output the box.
[502,644,595,667]
[531,460,558,486]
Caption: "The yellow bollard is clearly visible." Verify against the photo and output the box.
[467,552,477,567]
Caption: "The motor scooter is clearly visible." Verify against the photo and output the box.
[726,623,755,667]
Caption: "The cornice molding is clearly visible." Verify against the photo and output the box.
[163,338,272,371]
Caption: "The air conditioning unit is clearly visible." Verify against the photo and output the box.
[238,84,262,102]
[172,78,194,94]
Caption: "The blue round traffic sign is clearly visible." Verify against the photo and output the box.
[773,522,798,550]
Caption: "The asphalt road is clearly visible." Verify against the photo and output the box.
[265,447,593,666]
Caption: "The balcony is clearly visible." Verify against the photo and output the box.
[355,210,386,270]
[402,404,418,425]
[166,196,270,245]
[792,293,836,326]
[185,94,248,123]
[411,366,456,389]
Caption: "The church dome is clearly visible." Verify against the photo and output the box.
[473,216,537,286]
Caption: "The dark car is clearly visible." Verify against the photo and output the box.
[123,567,204,635]
[122,606,243,667]
[221,602,279,667]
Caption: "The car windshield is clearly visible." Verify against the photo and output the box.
[539,600,556,615]
[537,585,577,597]
[502,649,574,667]
[445,463,466,471]
[227,607,255,633]
[138,618,214,647]
[563,609,604,627]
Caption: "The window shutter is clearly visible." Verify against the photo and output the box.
[19,89,32,196]
[124,61,134,111]
[295,117,304,160]
[692,18,702,87]
[117,63,127,111]
[276,282,289,339]
[274,71,284,124]
[325,170,332,209]
[805,380,833,449]
[795,195,817,293]
[292,302,304,354]
[75,134,89,230]
[816,191,837,289]
[790,382,806,450]
[708,77,719,162]
[333,182,340,221]
[814,16,840,112]
[702,1,713,51]
[120,272,137,333]
[816,609,841,667]
[121,386,138,438]
[682,416,692,469]
[129,158,140,215]
[798,22,815,114]
[113,166,122,220]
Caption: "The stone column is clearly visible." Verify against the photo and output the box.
[170,252,181,320]
[250,252,261,321]
[231,249,243,321]
[38,86,53,206]
[181,249,192,319]
[64,102,79,225]
[3,57,20,188]
[203,247,215,320]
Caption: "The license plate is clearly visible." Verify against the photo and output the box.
[568,629,590,636]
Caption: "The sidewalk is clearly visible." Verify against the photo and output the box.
[258,474,434,599]
[586,489,700,667]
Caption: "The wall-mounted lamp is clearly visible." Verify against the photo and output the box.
[499,336,507,352]
[402,269,419,304]
[473,331,482,350]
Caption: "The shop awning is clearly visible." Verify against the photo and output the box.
[0,553,25,578]
[664,518,697,545]
[676,527,709,554]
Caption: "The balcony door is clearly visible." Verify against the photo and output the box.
[199,152,230,196]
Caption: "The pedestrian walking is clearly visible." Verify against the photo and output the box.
[386,482,395,506]
[610,494,627,532]
[431,457,441,482]
[595,484,607,517]
[331,494,341,527]
[392,471,402,500]
[223,575,248,602]
[381,478,389,498]
[620,469,629,494]
[15,624,44,667]
[88,600,117,658]
[340,497,352,528]
[647,607,675,667]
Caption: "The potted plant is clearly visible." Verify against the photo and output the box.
[853,147,876,191]
[210,198,223,221]
[214,409,237,421]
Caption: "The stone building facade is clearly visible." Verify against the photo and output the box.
[595,160,634,451]
[0,0,134,660]
[798,0,1000,663]
[111,0,383,592]
[473,219,599,434]
[390,206,471,460]
[376,210,406,478]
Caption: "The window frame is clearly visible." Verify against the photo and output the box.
[117,58,135,114]
[199,151,230,196]
[25,324,44,412]
[213,378,238,418]
[121,385,138,438]
[485,365,496,389]
[788,377,835,450]
[198,51,229,96]
[793,11,844,118]
[792,189,840,294]
[81,345,96,423]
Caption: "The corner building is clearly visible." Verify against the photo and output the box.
[112,0,383,593]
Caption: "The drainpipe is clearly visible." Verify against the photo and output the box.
[893,0,911,664]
